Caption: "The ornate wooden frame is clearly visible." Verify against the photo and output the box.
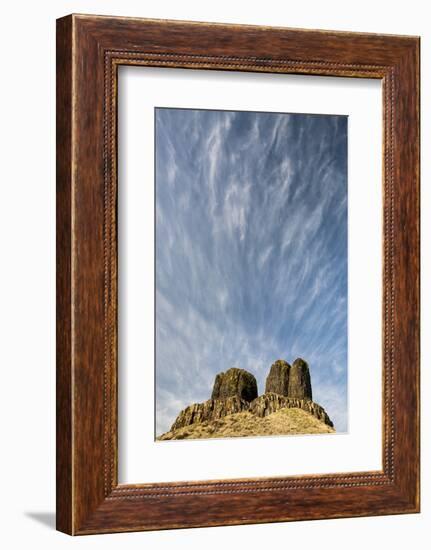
[56,14,420,534]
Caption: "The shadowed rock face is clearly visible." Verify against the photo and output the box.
[265,360,291,396]
[211,367,258,402]
[288,358,312,400]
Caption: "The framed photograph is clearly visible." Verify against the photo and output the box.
[56,14,420,534]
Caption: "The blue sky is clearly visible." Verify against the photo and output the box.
[155,107,348,436]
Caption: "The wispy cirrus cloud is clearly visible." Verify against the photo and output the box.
[155,108,348,435]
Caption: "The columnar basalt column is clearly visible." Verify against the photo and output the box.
[288,358,312,400]
[265,359,291,396]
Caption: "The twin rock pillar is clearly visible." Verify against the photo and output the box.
[265,358,312,400]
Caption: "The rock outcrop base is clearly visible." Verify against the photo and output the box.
[171,396,249,431]
[250,393,333,427]
[159,409,334,440]
[169,392,333,432]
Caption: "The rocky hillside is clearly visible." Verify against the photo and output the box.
[158,408,334,440]
[157,359,334,441]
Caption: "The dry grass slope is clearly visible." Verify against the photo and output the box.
[158,407,335,441]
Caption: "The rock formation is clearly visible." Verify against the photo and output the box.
[158,358,333,440]
[211,367,258,402]
[288,358,312,400]
[265,359,291,396]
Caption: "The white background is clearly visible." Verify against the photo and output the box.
[119,67,382,483]
[0,1,428,548]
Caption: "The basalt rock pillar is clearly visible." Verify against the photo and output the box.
[288,358,312,400]
[265,359,291,396]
